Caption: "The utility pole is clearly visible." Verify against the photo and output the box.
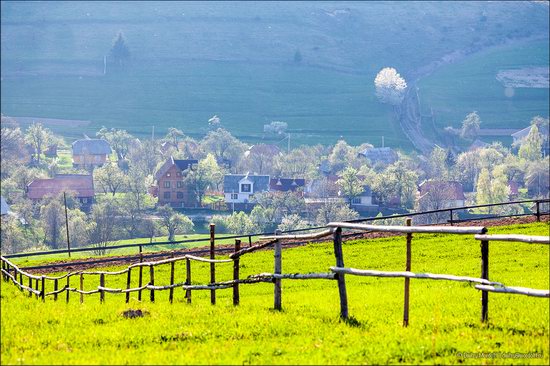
[63,192,71,257]
[287,133,290,153]
[103,55,107,75]
[382,136,385,148]
[152,125,155,141]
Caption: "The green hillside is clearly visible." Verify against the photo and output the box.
[1,222,548,364]
[418,39,549,140]
[1,1,548,149]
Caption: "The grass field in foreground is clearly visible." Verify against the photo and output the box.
[1,221,548,364]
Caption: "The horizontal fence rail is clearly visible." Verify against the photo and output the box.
[1,216,549,328]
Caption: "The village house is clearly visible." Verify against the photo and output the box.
[418,180,466,209]
[72,138,112,169]
[269,178,306,194]
[153,157,198,208]
[358,147,398,166]
[224,173,270,211]
[26,174,95,210]
[349,184,379,213]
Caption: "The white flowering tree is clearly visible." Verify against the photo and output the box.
[374,67,407,106]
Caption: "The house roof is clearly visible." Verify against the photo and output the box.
[419,180,465,200]
[72,139,112,155]
[27,174,94,199]
[249,144,281,157]
[1,196,9,215]
[359,147,398,165]
[511,125,549,140]
[224,174,270,193]
[269,178,306,192]
[154,157,198,180]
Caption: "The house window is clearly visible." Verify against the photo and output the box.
[241,183,251,193]
[231,193,238,200]
[177,192,184,199]
[177,181,183,188]
[166,172,171,177]
[164,181,170,188]
[351,197,361,204]
[164,192,171,199]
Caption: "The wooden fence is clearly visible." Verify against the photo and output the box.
[1,221,549,327]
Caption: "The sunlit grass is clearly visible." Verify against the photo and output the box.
[1,222,548,364]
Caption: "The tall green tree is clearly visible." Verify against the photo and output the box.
[460,111,481,140]
[337,167,365,206]
[25,122,52,165]
[518,125,543,162]
[157,205,194,241]
[110,32,130,68]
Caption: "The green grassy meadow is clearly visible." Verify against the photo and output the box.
[418,39,549,135]
[1,221,548,364]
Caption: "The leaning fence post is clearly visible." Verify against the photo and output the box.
[185,258,192,304]
[149,265,155,303]
[40,276,45,302]
[403,218,412,327]
[54,279,59,301]
[233,239,241,306]
[274,230,282,311]
[169,260,175,304]
[66,276,70,303]
[333,226,349,320]
[138,245,143,301]
[536,201,541,222]
[126,269,131,304]
[210,223,216,305]
[80,274,84,304]
[481,240,489,323]
[99,273,105,303]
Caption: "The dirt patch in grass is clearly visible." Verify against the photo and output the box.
[496,67,549,88]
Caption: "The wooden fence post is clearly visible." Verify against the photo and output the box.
[54,279,58,301]
[19,272,24,292]
[403,218,412,327]
[126,269,131,304]
[233,239,241,306]
[449,209,454,226]
[536,201,541,222]
[66,276,70,303]
[40,276,45,302]
[80,274,84,304]
[28,277,33,297]
[481,240,489,322]
[333,227,349,320]
[149,266,155,303]
[138,245,143,301]
[210,223,216,305]
[169,261,175,304]
[248,235,252,248]
[35,278,39,299]
[185,258,192,304]
[99,274,105,303]
[274,230,282,311]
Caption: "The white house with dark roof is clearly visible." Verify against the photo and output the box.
[223,173,270,210]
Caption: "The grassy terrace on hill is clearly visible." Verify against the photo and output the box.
[418,39,549,138]
[1,221,548,364]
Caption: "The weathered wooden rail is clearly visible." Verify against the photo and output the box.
[1,222,548,328]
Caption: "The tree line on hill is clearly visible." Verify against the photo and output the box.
[0,113,548,254]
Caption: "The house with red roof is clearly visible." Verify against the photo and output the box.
[27,174,95,210]
[418,180,466,209]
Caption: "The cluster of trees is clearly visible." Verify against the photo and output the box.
[1,112,548,254]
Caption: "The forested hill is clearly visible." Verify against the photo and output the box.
[2,1,548,76]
